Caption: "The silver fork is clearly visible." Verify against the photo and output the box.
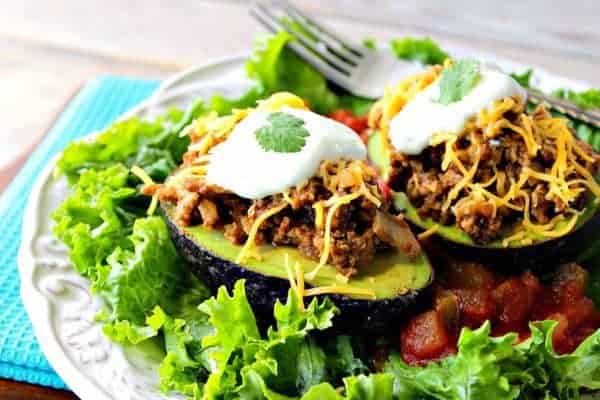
[250,1,600,128]
[250,0,424,100]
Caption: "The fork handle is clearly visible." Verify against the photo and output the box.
[527,90,600,129]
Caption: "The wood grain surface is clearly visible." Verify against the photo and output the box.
[0,0,598,398]
[0,380,76,400]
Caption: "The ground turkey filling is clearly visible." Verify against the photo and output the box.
[148,158,420,276]
[387,106,600,244]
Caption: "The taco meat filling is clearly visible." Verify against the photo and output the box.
[369,64,600,245]
[385,106,600,244]
[146,111,420,276]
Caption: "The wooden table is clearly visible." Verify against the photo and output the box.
[1,0,598,398]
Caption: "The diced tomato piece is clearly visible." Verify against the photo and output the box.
[328,109,369,134]
[359,130,370,144]
[564,297,597,329]
[454,289,496,329]
[329,109,351,122]
[492,273,542,334]
[555,263,588,297]
[377,179,391,201]
[401,310,455,365]
[395,262,600,364]
[443,262,498,291]
[345,116,368,133]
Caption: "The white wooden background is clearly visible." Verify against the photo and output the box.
[1,0,599,190]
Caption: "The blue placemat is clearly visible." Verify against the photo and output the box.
[0,76,160,389]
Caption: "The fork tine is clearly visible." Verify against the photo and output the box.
[277,1,365,58]
[276,3,362,66]
[252,3,353,75]
[250,5,353,89]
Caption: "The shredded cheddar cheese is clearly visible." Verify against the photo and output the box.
[131,165,159,216]
[303,285,377,300]
[236,203,288,264]
[306,192,363,280]
[418,225,440,241]
[283,251,375,303]
[313,201,325,229]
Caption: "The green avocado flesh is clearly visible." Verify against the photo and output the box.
[393,192,600,247]
[182,225,432,300]
[368,131,600,248]
[367,130,391,180]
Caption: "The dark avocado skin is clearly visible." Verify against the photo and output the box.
[165,213,431,333]
[394,192,600,270]
[434,214,600,270]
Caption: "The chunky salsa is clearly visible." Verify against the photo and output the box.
[400,261,600,365]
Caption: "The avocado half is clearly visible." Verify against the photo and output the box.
[163,205,433,333]
[367,131,600,269]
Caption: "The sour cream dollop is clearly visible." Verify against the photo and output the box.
[389,65,527,155]
[206,107,366,199]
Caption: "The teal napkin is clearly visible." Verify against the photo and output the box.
[0,76,160,389]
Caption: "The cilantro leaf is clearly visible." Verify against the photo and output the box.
[255,112,310,153]
[437,60,482,105]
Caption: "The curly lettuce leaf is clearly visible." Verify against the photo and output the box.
[510,69,534,88]
[338,95,375,116]
[52,164,139,277]
[146,306,211,398]
[101,318,158,344]
[57,119,173,184]
[246,31,340,114]
[299,374,393,400]
[390,36,449,65]
[169,281,341,399]
[553,88,600,110]
[382,320,600,400]
[324,336,368,380]
[385,322,524,400]
[96,217,191,324]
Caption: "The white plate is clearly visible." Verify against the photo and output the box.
[18,50,596,400]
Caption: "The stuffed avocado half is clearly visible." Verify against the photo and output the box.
[366,60,600,267]
[149,92,433,332]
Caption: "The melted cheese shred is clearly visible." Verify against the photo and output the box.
[131,165,159,216]
[284,253,376,303]
[236,203,288,263]
[306,191,363,280]
[369,65,600,245]
[303,285,376,300]
[417,224,440,241]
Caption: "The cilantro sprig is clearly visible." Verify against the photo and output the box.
[437,60,482,105]
[255,111,310,153]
